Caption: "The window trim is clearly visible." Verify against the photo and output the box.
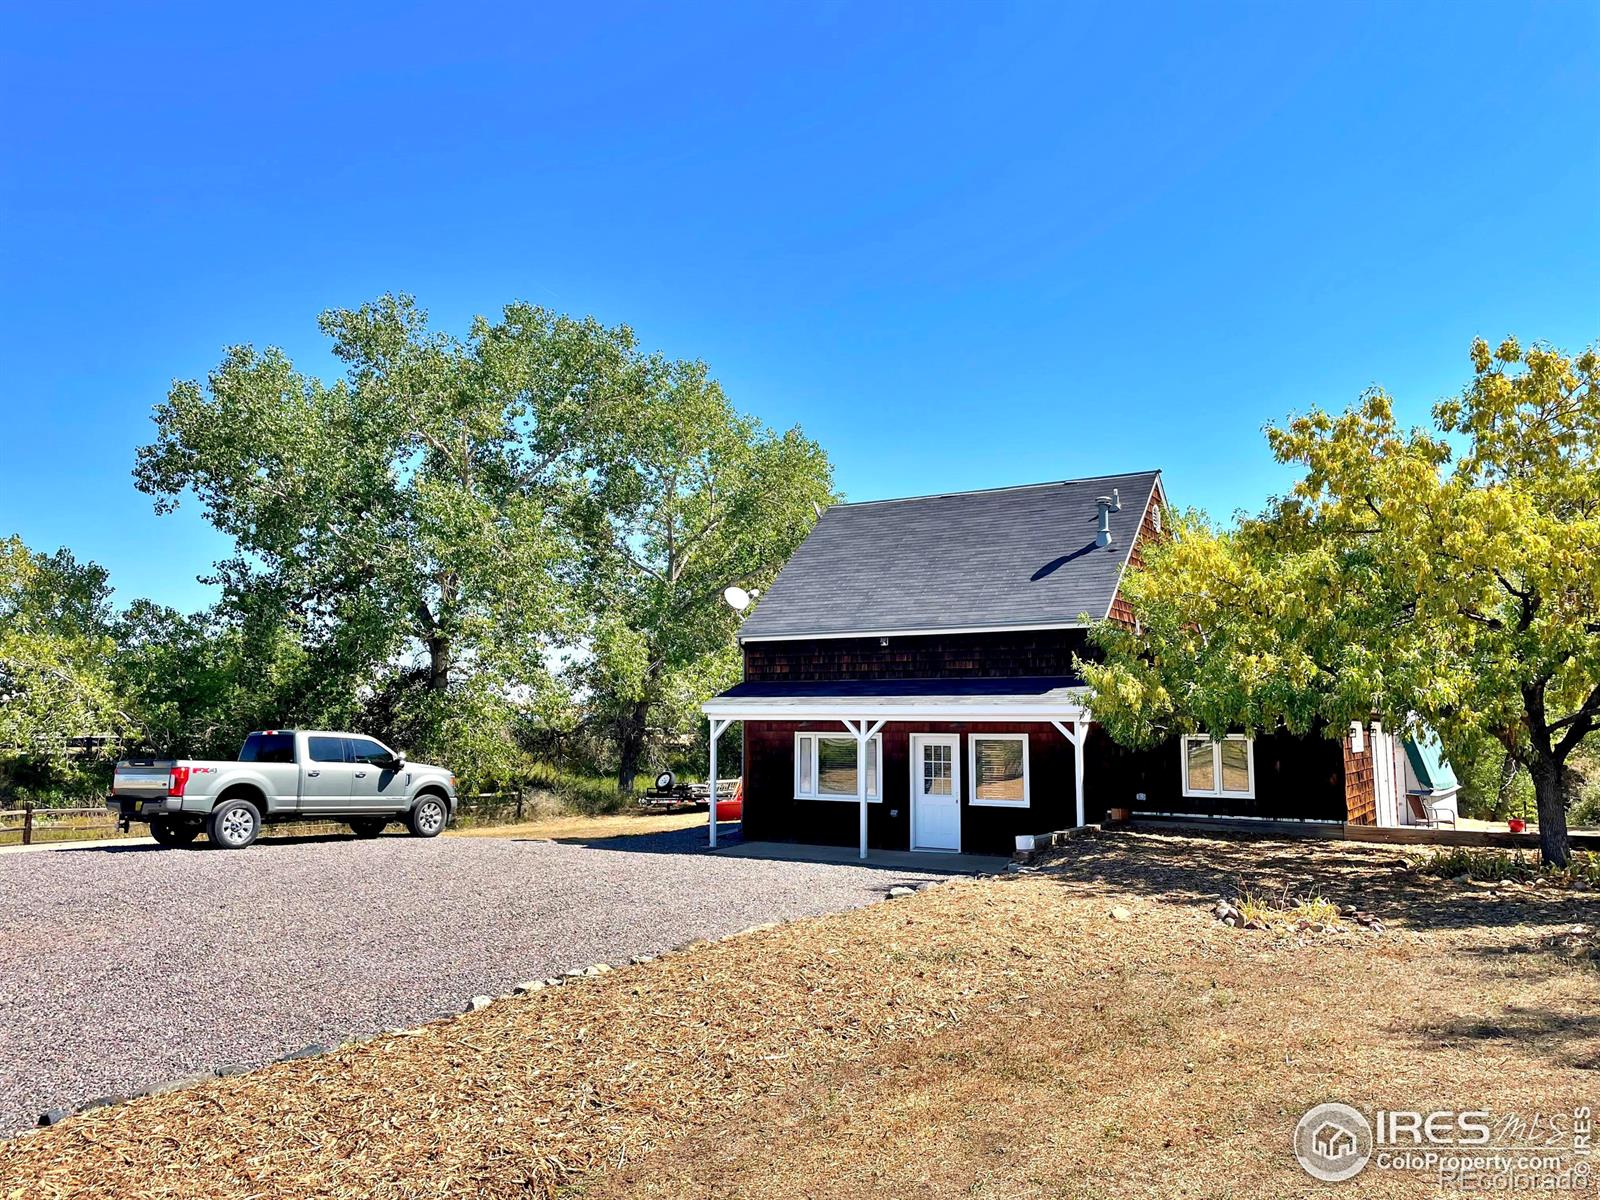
[794,732,883,802]
[1180,734,1256,800]
[967,732,1031,808]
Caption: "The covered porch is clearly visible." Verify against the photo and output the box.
[701,677,1093,860]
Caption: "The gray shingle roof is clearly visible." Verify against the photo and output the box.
[740,470,1162,641]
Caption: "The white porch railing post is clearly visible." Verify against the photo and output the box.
[1052,717,1089,828]
[847,718,885,860]
[707,717,730,849]
[1072,719,1087,828]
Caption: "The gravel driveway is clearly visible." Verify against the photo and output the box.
[0,828,949,1134]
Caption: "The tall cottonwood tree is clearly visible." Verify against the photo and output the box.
[1084,336,1600,866]
[574,358,833,791]
[134,295,639,766]
[0,537,123,760]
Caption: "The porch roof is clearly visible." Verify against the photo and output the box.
[701,675,1090,721]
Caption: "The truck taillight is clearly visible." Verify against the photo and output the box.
[168,767,191,797]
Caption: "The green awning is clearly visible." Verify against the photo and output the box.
[1403,728,1459,792]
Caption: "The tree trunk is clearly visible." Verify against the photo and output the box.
[427,634,451,692]
[615,697,650,793]
[1528,755,1572,868]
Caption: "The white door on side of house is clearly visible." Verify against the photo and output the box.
[911,734,961,851]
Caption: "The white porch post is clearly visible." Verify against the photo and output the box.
[843,718,885,860]
[707,717,731,848]
[1052,718,1089,828]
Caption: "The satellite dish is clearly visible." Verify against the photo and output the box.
[723,586,751,612]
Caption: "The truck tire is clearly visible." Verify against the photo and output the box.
[208,797,261,850]
[149,819,201,848]
[407,794,448,838]
[350,818,387,839]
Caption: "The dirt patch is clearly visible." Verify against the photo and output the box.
[4,831,1596,1199]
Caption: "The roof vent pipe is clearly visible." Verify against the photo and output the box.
[1095,488,1121,548]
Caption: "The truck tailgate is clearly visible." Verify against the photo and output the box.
[112,762,175,798]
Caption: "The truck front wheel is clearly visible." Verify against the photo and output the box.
[407,795,448,838]
[149,819,201,848]
[209,798,261,849]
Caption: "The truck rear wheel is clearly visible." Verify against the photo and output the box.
[149,819,201,848]
[208,798,261,849]
[407,795,448,838]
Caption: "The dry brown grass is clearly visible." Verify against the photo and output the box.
[4,831,1596,1199]
[446,808,706,842]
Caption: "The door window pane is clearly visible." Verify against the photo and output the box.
[1185,738,1215,793]
[347,738,391,765]
[308,736,347,763]
[922,743,952,796]
[1220,739,1251,794]
[973,737,1026,802]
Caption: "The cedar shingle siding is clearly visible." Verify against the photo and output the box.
[1343,740,1377,825]
[744,630,1091,683]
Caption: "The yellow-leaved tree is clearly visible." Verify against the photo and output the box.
[1084,336,1600,866]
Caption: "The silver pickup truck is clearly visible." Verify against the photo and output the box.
[108,730,457,849]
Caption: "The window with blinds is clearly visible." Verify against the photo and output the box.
[795,733,881,801]
[969,734,1029,806]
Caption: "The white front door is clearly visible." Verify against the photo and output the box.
[911,734,961,851]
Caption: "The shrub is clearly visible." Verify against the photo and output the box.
[1415,846,1600,887]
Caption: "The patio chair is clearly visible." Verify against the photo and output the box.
[1406,790,1457,829]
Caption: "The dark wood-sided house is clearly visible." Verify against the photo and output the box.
[701,471,1459,858]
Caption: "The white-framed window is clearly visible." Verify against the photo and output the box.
[968,733,1029,808]
[795,732,882,802]
[1181,735,1255,799]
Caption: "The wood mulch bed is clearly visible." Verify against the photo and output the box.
[4,831,1596,1199]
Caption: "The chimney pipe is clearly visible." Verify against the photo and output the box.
[1095,488,1121,548]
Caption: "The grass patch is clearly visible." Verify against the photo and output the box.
[525,762,644,815]
[1235,882,1344,928]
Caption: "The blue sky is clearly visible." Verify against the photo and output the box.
[3,2,1596,614]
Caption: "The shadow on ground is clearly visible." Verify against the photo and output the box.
[1031,827,1600,937]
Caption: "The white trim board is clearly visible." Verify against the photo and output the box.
[740,621,1090,644]
[1103,473,1165,622]
[701,700,1092,722]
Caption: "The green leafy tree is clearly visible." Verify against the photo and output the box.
[1084,336,1600,865]
[0,537,123,784]
[110,599,311,759]
[133,295,638,774]
[575,357,833,790]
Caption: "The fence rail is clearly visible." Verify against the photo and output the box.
[0,791,590,848]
